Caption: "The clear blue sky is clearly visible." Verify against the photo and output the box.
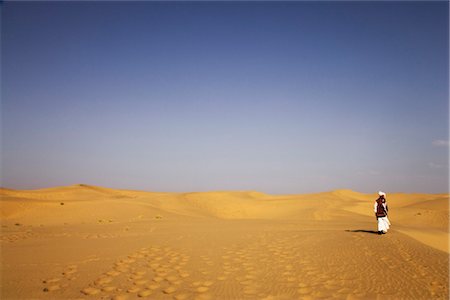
[2,1,448,194]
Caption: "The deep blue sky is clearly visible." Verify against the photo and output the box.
[2,2,448,194]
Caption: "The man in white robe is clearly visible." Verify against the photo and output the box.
[374,191,390,234]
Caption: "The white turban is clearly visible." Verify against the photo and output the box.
[378,191,386,197]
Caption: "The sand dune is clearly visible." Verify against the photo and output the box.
[1,185,448,299]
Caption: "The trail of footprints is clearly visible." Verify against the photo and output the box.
[41,240,316,299]
[40,238,368,299]
[0,230,35,243]
[41,232,448,299]
[42,264,79,292]
[78,246,215,300]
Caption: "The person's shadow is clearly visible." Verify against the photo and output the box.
[345,229,379,235]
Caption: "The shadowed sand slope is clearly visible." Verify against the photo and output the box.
[1,185,448,299]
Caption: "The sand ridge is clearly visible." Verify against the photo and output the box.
[1,185,448,299]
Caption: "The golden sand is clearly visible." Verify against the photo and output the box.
[1,185,448,299]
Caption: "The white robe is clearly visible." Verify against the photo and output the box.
[377,216,390,233]
[374,201,390,233]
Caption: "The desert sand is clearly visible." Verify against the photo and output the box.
[1,184,448,299]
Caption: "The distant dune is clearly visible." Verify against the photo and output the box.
[1,185,448,299]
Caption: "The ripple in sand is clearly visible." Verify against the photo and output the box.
[107,270,121,277]
[243,287,258,295]
[165,275,178,282]
[115,267,130,273]
[192,281,202,287]
[196,286,209,293]
[152,277,164,283]
[130,274,144,280]
[202,281,214,287]
[112,295,129,300]
[313,290,332,298]
[137,289,152,297]
[194,293,213,300]
[337,288,352,294]
[149,263,159,269]
[147,283,161,290]
[346,294,367,300]
[286,277,297,282]
[134,270,147,276]
[240,280,254,286]
[298,287,311,295]
[156,269,168,276]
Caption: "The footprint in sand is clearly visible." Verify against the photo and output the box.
[81,287,101,295]
[165,275,179,283]
[173,293,190,300]
[137,289,152,297]
[163,286,177,294]
[102,286,117,292]
[127,286,141,293]
[62,265,78,276]
[107,270,121,277]
[94,276,114,286]
[144,282,158,289]
[133,279,149,286]
[152,276,164,283]
[43,285,61,292]
[43,278,61,284]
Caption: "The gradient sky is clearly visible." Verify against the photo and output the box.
[2,1,449,194]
